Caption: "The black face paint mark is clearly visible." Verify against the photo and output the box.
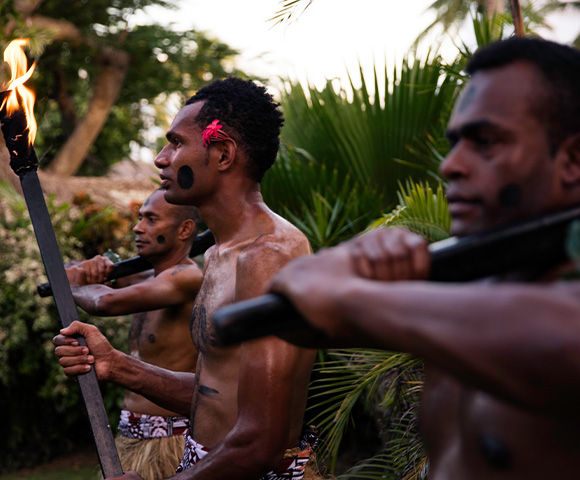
[457,84,477,113]
[148,333,156,343]
[479,433,512,470]
[157,235,166,245]
[198,385,220,397]
[143,197,151,206]
[177,165,194,189]
[498,184,522,208]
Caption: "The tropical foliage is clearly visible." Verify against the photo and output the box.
[368,181,451,242]
[263,145,383,250]
[1,0,241,177]
[306,182,450,479]
[417,0,580,46]
[278,54,458,207]
[262,50,460,250]
[0,180,136,472]
[271,0,580,46]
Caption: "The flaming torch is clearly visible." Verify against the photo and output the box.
[0,39,123,478]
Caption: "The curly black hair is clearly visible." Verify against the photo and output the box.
[466,37,580,154]
[185,77,284,183]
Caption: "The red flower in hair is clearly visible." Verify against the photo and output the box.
[202,119,223,146]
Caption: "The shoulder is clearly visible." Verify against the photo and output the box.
[167,262,203,277]
[156,261,203,290]
[239,218,311,270]
[554,279,580,297]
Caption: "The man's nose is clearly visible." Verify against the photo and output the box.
[154,144,170,168]
[439,143,470,181]
[133,219,144,233]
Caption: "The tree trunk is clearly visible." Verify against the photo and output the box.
[484,0,505,16]
[46,47,130,176]
[52,65,79,137]
[7,7,131,178]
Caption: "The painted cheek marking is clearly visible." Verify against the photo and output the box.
[198,385,220,396]
[157,235,166,244]
[178,166,194,189]
[498,184,522,208]
[479,433,512,470]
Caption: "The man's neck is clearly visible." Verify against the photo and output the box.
[148,247,192,276]
[198,186,267,246]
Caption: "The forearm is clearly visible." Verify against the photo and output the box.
[109,351,195,417]
[71,284,113,315]
[334,279,580,411]
[168,427,283,480]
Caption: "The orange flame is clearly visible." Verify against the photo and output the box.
[1,39,37,146]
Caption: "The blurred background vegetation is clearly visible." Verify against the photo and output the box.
[1,0,578,478]
[0,180,137,472]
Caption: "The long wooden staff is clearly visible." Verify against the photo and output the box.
[37,229,215,298]
[212,205,580,345]
[1,84,123,480]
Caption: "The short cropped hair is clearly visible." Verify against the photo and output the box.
[173,204,202,234]
[186,77,284,183]
[466,37,580,153]
[151,188,202,235]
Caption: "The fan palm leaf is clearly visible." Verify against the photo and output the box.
[369,180,451,243]
[308,349,422,470]
[262,145,384,249]
[269,0,312,26]
[279,51,459,211]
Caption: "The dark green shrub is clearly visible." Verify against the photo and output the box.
[0,181,136,472]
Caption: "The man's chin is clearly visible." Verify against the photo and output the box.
[162,189,187,205]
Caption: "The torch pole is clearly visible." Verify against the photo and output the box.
[2,112,123,478]
[212,205,580,345]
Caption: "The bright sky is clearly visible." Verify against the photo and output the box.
[136,0,580,93]
[136,0,441,92]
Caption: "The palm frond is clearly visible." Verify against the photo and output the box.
[263,145,384,250]
[308,349,422,471]
[269,0,313,26]
[369,180,451,243]
[280,52,458,210]
[306,179,451,477]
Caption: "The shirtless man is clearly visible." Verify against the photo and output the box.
[54,77,316,479]
[267,37,580,479]
[66,189,203,479]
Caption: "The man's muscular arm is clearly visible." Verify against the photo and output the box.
[71,263,202,316]
[175,237,314,480]
[53,321,195,416]
[269,228,580,418]
[329,279,580,414]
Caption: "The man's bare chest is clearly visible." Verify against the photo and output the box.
[190,254,238,353]
[421,368,580,479]
[129,304,190,353]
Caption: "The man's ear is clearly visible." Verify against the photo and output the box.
[178,219,196,241]
[215,138,237,172]
[559,133,580,187]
